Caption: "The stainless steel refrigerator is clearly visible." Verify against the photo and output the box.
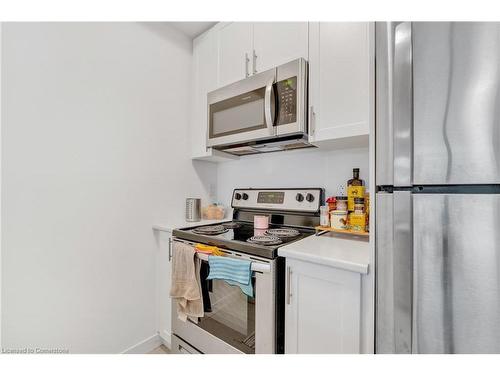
[376,22,500,354]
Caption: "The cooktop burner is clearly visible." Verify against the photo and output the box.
[247,235,283,246]
[222,222,241,229]
[192,225,229,236]
[265,228,300,238]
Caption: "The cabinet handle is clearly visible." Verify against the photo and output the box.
[245,53,250,78]
[309,105,316,136]
[287,266,292,305]
[252,49,258,74]
[168,237,172,262]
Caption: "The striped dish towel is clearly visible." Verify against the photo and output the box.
[206,255,253,297]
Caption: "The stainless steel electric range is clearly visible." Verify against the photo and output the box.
[171,188,324,354]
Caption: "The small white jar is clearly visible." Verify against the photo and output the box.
[320,206,330,227]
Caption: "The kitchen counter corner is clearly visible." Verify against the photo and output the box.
[278,232,370,274]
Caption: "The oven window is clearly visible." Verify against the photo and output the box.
[198,260,256,354]
[209,87,266,138]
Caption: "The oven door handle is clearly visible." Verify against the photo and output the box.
[172,238,271,274]
[195,251,271,274]
[264,77,276,136]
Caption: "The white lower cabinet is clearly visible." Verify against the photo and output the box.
[284,258,361,353]
[154,229,172,348]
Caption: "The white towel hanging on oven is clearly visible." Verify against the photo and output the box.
[169,241,204,322]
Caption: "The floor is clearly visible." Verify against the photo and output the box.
[148,345,170,354]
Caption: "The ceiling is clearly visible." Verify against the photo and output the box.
[170,22,217,38]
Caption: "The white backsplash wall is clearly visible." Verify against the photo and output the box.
[216,146,369,207]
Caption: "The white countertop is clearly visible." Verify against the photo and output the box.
[278,232,370,274]
[152,218,230,233]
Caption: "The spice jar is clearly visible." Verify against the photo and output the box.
[353,197,365,213]
[336,196,348,211]
[326,196,336,212]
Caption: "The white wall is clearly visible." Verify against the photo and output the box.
[1,22,216,353]
[216,147,369,207]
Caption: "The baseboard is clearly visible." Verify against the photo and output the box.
[159,330,171,350]
[122,334,162,354]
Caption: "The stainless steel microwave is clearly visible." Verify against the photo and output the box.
[206,58,311,155]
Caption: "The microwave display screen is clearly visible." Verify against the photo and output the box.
[257,192,285,204]
[276,76,297,126]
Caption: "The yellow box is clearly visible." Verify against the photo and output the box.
[349,213,366,232]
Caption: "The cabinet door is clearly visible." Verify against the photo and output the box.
[285,259,361,353]
[252,22,308,73]
[309,22,373,147]
[217,22,253,87]
[191,30,219,158]
[155,230,172,347]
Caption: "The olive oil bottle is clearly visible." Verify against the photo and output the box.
[347,168,365,212]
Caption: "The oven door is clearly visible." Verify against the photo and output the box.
[171,243,277,354]
[207,68,278,148]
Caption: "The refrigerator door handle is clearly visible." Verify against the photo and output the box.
[376,191,413,353]
[375,22,394,186]
[393,191,413,353]
[393,22,413,187]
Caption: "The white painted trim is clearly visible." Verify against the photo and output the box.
[121,334,161,354]
[159,330,172,350]
[0,22,3,348]
[366,21,376,354]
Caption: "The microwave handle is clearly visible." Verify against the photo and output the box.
[264,78,276,135]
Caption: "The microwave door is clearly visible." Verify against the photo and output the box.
[207,68,277,148]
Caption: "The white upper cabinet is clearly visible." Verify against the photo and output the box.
[191,30,217,159]
[190,22,373,160]
[191,29,238,161]
[216,22,309,87]
[308,22,374,149]
[252,22,309,73]
[217,22,253,87]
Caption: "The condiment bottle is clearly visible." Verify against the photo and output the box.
[347,168,365,212]
[320,206,330,227]
[326,196,336,212]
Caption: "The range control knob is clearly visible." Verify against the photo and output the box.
[306,193,315,202]
[242,193,249,200]
[234,193,242,200]
[295,193,304,202]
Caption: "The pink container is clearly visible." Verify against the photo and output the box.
[254,215,269,229]
[253,229,267,237]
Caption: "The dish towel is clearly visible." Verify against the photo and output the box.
[169,241,204,322]
[206,255,253,298]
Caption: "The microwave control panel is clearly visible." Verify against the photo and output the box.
[276,76,297,126]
